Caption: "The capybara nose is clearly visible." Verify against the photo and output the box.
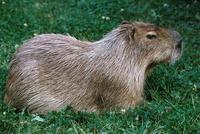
[169,30,182,48]
[171,30,182,42]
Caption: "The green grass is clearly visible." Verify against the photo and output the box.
[0,0,200,133]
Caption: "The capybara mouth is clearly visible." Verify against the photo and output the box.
[170,45,183,64]
[168,30,183,64]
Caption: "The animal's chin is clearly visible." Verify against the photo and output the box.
[145,49,182,73]
[145,62,158,73]
[145,57,172,73]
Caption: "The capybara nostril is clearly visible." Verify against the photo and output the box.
[176,39,182,49]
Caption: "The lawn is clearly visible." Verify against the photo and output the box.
[0,0,200,133]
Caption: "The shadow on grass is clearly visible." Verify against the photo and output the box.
[0,67,8,100]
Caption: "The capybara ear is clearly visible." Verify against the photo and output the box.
[120,22,136,42]
[127,25,136,42]
[121,20,130,25]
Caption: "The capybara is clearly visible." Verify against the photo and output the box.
[4,21,182,114]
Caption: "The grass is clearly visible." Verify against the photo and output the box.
[0,0,200,133]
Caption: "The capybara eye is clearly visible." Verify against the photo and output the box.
[146,34,157,40]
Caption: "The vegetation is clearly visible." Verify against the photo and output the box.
[0,0,199,133]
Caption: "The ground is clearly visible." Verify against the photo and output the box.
[0,0,200,133]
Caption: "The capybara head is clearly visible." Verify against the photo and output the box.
[119,22,182,69]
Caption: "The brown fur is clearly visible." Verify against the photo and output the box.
[4,22,182,114]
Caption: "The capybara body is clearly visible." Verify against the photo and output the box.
[4,22,182,114]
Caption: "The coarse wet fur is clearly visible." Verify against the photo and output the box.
[4,21,183,114]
